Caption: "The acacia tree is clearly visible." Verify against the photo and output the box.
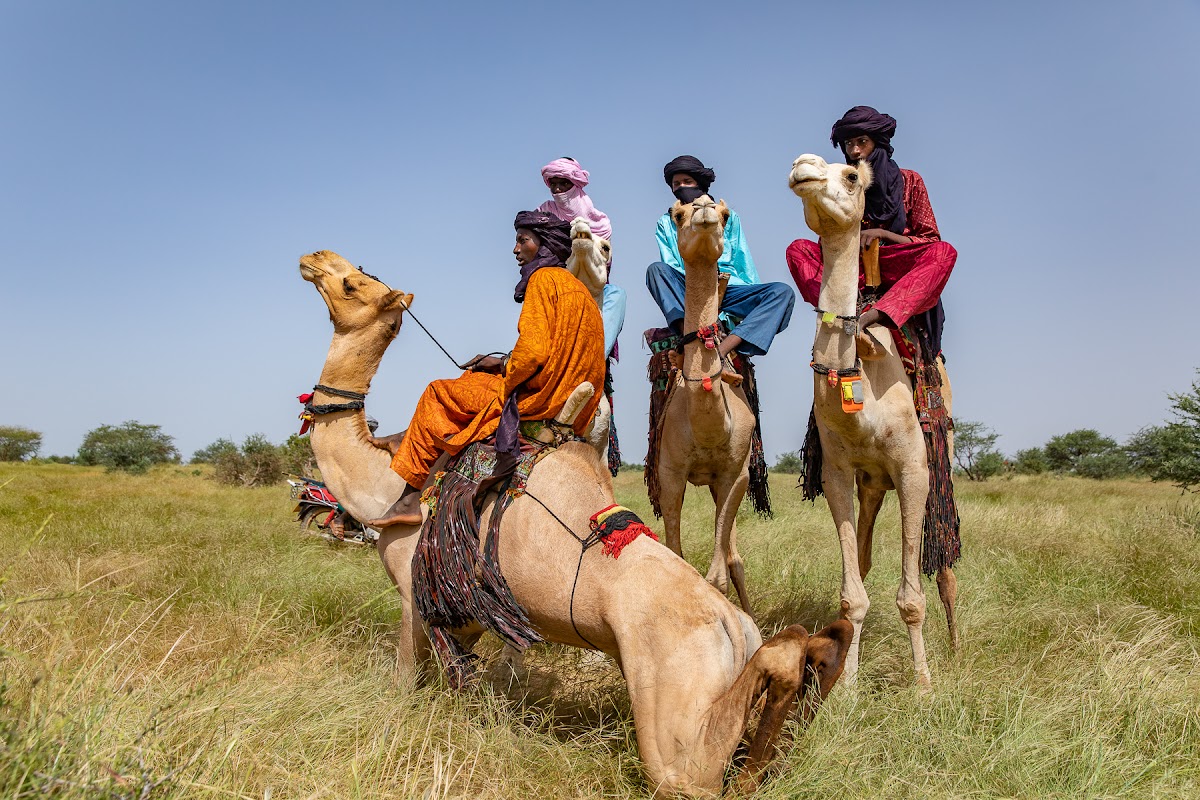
[1044,429,1129,478]
[0,426,42,461]
[952,420,1004,481]
[77,421,179,474]
[1126,373,1200,492]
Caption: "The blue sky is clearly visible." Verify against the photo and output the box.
[3,1,1198,463]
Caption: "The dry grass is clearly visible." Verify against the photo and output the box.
[1,464,1197,798]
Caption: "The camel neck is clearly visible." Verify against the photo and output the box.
[308,326,404,522]
[813,232,860,372]
[682,254,728,442]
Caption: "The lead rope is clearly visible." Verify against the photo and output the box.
[394,295,506,371]
[521,489,605,652]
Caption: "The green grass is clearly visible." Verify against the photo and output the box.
[1,464,1197,798]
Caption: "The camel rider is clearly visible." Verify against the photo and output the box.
[646,155,795,371]
[369,212,606,528]
[536,157,626,360]
[786,106,957,353]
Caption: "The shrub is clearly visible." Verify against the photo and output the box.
[952,420,1004,481]
[1013,447,1049,475]
[192,438,238,464]
[1044,429,1121,474]
[212,434,284,487]
[279,434,317,478]
[1125,372,1200,492]
[1075,450,1131,480]
[77,422,179,474]
[0,426,43,461]
[771,451,803,474]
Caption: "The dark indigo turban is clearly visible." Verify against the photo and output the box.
[662,155,716,193]
[830,105,898,157]
[512,210,572,302]
[830,106,906,234]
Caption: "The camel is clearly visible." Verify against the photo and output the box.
[787,154,959,688]
[564,218,613,459]
[652,197,758,615]
[298,249,852,797]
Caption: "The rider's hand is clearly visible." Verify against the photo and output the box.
[860,228,887,249]
[858,308,891,330]
[465,354,506,374]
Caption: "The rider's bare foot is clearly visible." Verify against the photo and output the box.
[367,484,423,528]
[367,431,407,457]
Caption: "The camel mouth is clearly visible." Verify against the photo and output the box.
[298,259,321,282]
[571,229,594,242]
[789,173,826,190]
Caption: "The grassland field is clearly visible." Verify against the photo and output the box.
[1,462,1198,798]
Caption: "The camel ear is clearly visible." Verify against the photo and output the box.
[797,619,853,723]
[379,291,413,311]
[716,199,731,228]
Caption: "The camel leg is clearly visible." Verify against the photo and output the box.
[707,477,752,617]
[375,526,433,678]
[856,482,887,580]
[824,467,869,684]
[894,467,932,689]
[659,473,687,558]
[936,566,960,651]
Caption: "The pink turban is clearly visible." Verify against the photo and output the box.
[536,158,612,243]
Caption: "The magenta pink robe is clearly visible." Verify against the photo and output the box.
[786,168,956,328]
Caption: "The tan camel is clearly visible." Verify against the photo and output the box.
[653,197,758,614]
[564,218,613,459]
[298,249,852,797]
[787,155,959,688]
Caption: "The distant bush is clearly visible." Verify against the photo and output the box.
[1075,450,1132,480]
[191,438,238,464]
[1125,373,1200,492]
[1013,447,1049,475]
[1044,429,1122,474]
[0,426,43,461]
[279,434,317,477]
[952,420,1004,481]
[973,451,1007,480]
[77,421,179,474]
[618,461,644,473]
[212,434,284,487]
[771,451,803,474]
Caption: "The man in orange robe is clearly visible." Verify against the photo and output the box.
[369,211,606,527]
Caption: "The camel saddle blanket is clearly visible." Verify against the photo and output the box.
[643,326,771,520]
[799,318,960,576]
[410,435,558,688]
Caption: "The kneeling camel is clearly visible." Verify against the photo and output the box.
[298,250,851,797]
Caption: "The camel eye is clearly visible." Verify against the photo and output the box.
[848,173,858,182]
[343,278,356,293]
[673,212,683,224]
[601,244,610,254]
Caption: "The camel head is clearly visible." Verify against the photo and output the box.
[671,195,730,267]
[788,154,873,237]
[565,218,611,305]
[299,250,413,339]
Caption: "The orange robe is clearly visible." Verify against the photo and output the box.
[391,267,606,487]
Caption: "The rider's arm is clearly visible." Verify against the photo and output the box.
[655,214,683,273]
[501,270,553,398]
[723,211,760,285]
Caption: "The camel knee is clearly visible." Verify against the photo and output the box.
[896,595,926,626]
[840,595,869,624]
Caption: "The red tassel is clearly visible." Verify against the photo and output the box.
[702,376,713,392]
[601,524,658,559]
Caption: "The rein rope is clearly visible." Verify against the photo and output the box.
[394,294,506,371]
[520,489,606,652]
